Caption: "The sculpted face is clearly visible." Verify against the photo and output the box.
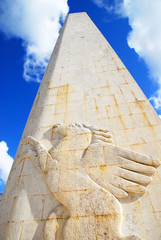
[52,123,91,136]
[51,123,92,155]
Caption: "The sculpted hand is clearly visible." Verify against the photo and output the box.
[82,123,113,144]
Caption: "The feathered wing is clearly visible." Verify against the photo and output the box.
[88,143,160,199]
[81,125,161,199]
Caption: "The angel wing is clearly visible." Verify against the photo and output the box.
[82,125,161,199]
[100,144,160,198]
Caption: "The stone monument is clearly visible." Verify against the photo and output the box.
[0,12,161,240]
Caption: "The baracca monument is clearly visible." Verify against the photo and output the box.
[0,12,161,240]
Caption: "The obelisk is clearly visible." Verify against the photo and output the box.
[0,12,161,240]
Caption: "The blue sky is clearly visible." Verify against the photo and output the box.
[0,0,161,193]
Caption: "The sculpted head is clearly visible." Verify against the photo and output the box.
[51,123,93,153]
[50,123,114,157]
[52,122,91,136]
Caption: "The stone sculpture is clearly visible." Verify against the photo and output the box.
[19,123,160,240]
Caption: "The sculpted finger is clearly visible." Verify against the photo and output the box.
[94,135,113,143]
[115,146,160,167]
[82,123,109,133]
[119,158,156,174]
[82,123,95,130]
[93,131,113,138]
[116,167,152,185]
[110,175,147,194]
[75,122,83,127]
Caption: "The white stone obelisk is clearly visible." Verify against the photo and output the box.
[0,12,161,240]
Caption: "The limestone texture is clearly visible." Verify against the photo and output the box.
[0,12,161,240]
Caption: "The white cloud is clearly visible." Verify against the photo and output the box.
[0,0,69,82]
[0,141,13,183]
[91,0,123,13]
[92,0,105,8]
[122,0,161,110]
[92,0,161,110]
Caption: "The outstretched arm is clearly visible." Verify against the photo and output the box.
[82,123,113,144]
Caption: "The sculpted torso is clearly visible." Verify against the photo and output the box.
[21,123,160,240]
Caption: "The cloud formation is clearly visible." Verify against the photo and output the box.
[92,0,161,110]
[91,0,123,14]
[0,0,69,82]
[0,141,13,183]
[123,0,161,110]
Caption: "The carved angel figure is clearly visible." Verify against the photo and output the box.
[23,123,160,240]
